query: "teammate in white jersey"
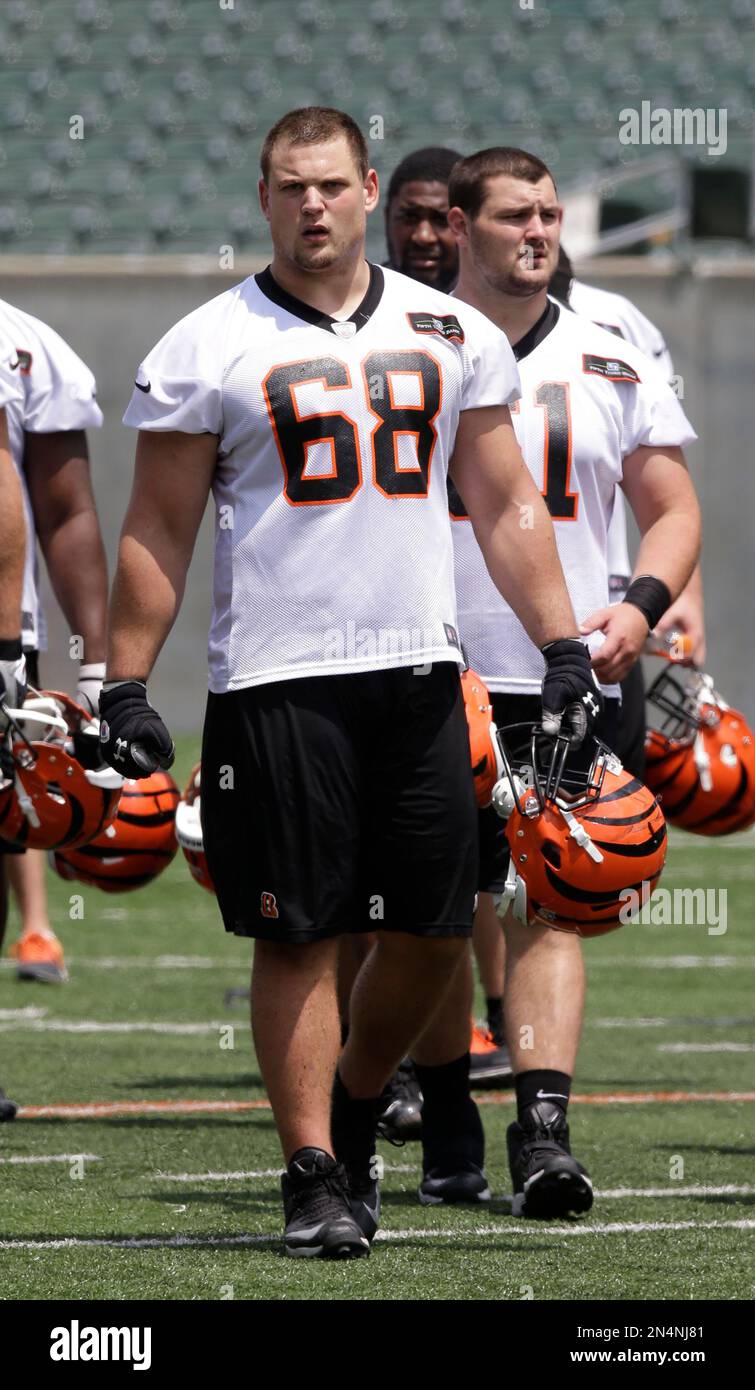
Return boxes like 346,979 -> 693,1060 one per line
408,146 -> 700,1215
0,300 -> 107,984
0,346 -> 27,1118
102,107 -> 603,1259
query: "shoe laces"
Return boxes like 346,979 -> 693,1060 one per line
470,1021 -> 499,1055
289,1165 -> 351,1221
385,1057 -> 421,1105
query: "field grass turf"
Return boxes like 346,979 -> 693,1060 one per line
1,734 -> 753,1300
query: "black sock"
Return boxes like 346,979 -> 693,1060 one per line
485,995 -> 503,1043
414,1054 -> 485,1169
331,1070 -> 379,1169
515,1069 -> 571,1122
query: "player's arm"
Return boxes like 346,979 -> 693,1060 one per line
450,406 -> 601,741
582,445 -> 701,683
0,410 -> 25,639
24,428 -> 109,669
100,429 -> 217,777
0,407 -> 28,721
655,561 -> 705,666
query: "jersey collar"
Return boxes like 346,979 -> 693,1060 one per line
512,297 -> 560,362
255,263 -> 384,336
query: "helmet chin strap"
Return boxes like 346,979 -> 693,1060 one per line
498,858 -> 530,925
14,769 -> 40,828
693,728 -> 713,792
557,804 -> 604,863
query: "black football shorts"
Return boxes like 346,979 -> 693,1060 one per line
478,692 -> 622,894
201,663 -> 478,943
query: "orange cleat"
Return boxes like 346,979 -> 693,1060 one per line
9,931 -> 69,984
469,1020 -> 513,1088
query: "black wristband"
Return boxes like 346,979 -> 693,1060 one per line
0,637 -> 22,660
624,575 -> 672,630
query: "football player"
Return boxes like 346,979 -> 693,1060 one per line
0,347 -> 28,1119
384,146 -> 461,291
102,106 -> 603,1259
0,297 -> 106,984
409,146 -> 700,1213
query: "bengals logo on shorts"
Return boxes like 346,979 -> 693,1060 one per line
260,891 -> 279,919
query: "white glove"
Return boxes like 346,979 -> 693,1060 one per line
76,662 -> 106,719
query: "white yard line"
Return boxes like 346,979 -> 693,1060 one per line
0,1218 -> 753,1251
585,956 -> 755,968
658,1042 -> 755,1052
154,1164 -> 417,1182
0,1019 -> 246,1035
0,1153 -> 100,1165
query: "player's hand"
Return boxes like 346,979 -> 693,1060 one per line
99,681 -> 175,780
654,593 -> 706,667
0,651 -> 27,731
580,602 -> 650,683
76,662 -> 106,719
541,638 -> 603,746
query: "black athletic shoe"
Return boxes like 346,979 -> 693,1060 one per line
469,1022 -> 514,1089
507,1100 -> 593,1218
0,1086 -> 18,1122
281,1148 -> 370,1259
419,1162 -> 491,1206
376,1058 -> 423,1144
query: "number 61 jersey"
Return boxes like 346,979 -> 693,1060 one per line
124,264 -> 519,694
450,298 -> 696,696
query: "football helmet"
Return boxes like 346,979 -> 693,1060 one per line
0,690 -> 122,851
51,769 -> 180,892
492,723 -> 667,937
175,763 -> 215,893
645,665 -> 755,836
461,668 -> 503,808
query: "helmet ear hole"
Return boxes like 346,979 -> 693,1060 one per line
541,840 -> 561,869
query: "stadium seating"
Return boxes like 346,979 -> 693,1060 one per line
0,0 -> 752,254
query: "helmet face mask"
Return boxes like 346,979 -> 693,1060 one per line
645,665 -> 755,836
493,723 -> 667,938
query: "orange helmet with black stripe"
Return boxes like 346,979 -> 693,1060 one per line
461,667 -> 503,808
51,769 -> 179,892
645,666 -> 755,836
492,724 -> 667,937
0,690 -> 122,851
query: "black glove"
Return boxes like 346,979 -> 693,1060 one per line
99,680 -> 175,780
0,643 -> 27,732
541,639 -> 603,746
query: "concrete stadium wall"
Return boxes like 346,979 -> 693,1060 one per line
1,256 -> 753,729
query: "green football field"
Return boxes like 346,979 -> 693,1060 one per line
1,734 -> 753,1301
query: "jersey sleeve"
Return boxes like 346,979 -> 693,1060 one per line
20,319 -> 102,433
459,307 -> 521,412
619,360 -> 697,456
123,305 -> 224,435
0,345 -> 23,411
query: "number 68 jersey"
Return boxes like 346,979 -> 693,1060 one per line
124,264 -> 519,694
450,298 -> 696,696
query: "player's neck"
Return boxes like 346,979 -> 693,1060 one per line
455,277 -> 549,347
268,253 -> 373,320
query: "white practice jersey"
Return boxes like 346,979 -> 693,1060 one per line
0,298 -> 102,650
124,263 -> 520,694
0,334 -> 24,412
570,279 -> 677,599
451,299 -> 695,697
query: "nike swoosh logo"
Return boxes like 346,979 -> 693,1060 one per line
8,358 -> 21,371
536,1090 -> 569,1100
134,378 -> 151,393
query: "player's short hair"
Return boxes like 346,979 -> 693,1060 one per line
260,107 -> 369,182
448,147 -> 557,220
386,147 -> 463,206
